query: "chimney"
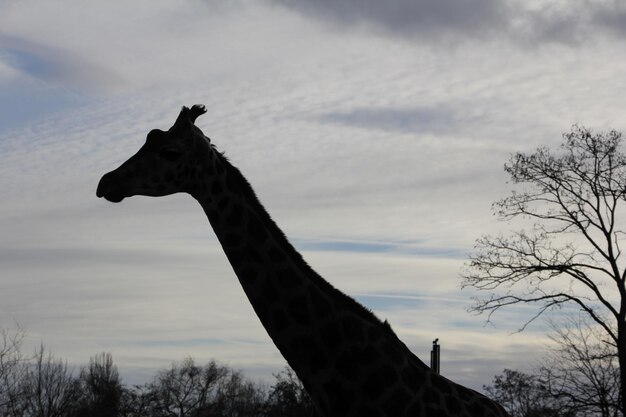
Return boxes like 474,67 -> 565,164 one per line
430,339 -> 440,374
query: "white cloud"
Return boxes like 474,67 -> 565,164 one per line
272,0 -> 626,45
0,0 -> 323,93
272,0 -> 507,40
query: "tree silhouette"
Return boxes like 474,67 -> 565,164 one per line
463,126 -> 626,414
264,367 -> 320,417
148,357 -> 229,417
18,344 -> 80,417
484,369 -> 570,417
540,317 -> 621,417
76,352 -> 123,417
0,326 -> 25,416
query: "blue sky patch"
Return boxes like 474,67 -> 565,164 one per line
0,79 -> 86,131
295,238 -> 465,258
1,48 -> 59,80
296,239 -> 396,253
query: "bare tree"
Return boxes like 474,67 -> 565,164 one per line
264,367 -> 320,417
462,126 -> 626,413
19,344 -> 80,417
148,357 -> 229,417
119,384 -> 153,417
484,369 -> 568,417
207,370 -> 266,417
540,317 -> 621,417
76,352 -> 123,417
0,326 -> 26,416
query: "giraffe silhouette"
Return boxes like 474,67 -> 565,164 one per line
96,105 -> 509,417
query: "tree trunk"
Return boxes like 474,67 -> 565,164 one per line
618,320 -> 626,417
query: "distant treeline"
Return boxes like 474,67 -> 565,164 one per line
5,324 -> 619,417
0,328 -> 320,417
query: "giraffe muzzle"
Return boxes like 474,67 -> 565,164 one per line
96,171 -> 128,203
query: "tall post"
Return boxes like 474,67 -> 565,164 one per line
430,338 -> 440,374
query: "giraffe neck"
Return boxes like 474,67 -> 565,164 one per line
190,148 -> 508,417
191,149 -> 404,411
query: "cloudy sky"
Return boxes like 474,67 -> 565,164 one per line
1,0 -> 625,391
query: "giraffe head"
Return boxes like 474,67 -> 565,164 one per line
97,104 -> 210,203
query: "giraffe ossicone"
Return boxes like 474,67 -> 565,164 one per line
97,105 -> 509,417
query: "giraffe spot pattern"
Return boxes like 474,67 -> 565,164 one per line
401,367 -> 424,389
215,161 -> 224,175
338,345 -> 379,375
405,401 -> 421,416
469,400 -> 489,417
268,246 -> 286,263
226,204 -> 243,226
381,387 -> 411,416
217,196 -> 229,209
271,308 -> 291,333
226,170 -> 239,191
211,181 -> 223,195
379,340 -> 404,367
446,394 -> 463,415
341,316 -> 365,342
243,244 -> 264,264
424,405 -> 450,417
424,386 -> 442,406
323,380 -> 355,416
261,279 -> 279,301
361,366 -> 398,399
247,212 -> 268,243
287,336 -> 327,375
355,405 -> 379,417
307,343 -> 328,371
335,350 -> 360,378
309,285 -> 332,317
287,295 -> 311,325
276,266 -> 299,289
319,322 -> 342,349
367,325 -> 384,343
431,373 -> 453,395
